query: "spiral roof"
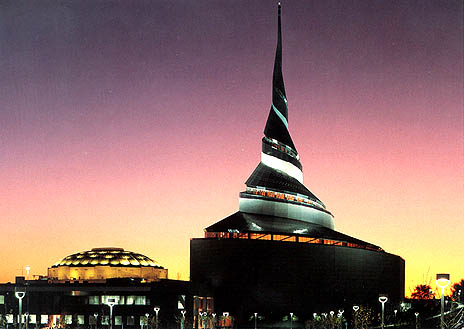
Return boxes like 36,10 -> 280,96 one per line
51,248 -> 163,268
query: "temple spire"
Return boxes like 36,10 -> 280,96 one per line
264,2 -> 297,151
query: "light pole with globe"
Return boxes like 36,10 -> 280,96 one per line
436,273 -> 450,329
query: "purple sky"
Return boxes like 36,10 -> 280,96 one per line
1,1 -> 462,292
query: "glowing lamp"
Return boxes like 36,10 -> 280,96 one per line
436,273 -> 450,288
378,294 -> 388,329
378,295 -> 388,304
436,273 -> 450,329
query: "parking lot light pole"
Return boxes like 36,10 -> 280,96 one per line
180,311 -> 186,329
106,298 -> 117,329
436,273 -> 450,329
94,313 -> 98,329
154,307 -> 160,329
15,288 -> 26,329
378,295 -> 388,329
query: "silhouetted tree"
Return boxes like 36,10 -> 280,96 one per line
411,284 -> 435,299
451,279 -> 464,302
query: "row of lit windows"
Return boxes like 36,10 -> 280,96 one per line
204,232 -> 382,252
88,295 -> 147,305
245,187 -> 324,210
264,137 -> 299,159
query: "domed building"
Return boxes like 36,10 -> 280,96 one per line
48,247 -> 168,282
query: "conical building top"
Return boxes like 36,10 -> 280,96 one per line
264,3 -> 296,152
240,3 -> 334,230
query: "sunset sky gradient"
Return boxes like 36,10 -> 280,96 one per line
1,0 -> 462,295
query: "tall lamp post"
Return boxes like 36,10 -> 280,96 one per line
154,307 -> 160,329
15,288 -> 26,329
414,312 -> 419,329
289,313 -> 293,329
436,273 -> 450,329
253,313 -> 257,329
106,298 -> 117,329
378,295 -> 388,329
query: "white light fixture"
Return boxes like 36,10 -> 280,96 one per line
106,298 -> 117,329
436,273 -> 450,329
154,307 -> 160,329
15,288 -> 26,329
379,294 -> 388,329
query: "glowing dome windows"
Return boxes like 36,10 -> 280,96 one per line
47,248 -> 168,282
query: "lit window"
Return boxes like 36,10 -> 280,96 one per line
65,315 -> 72,324
77,316 -> 84,325
89,296 -> 100,305
135,296 -> 146,305
115,316 -> 122,325
41,315 -> 48,324
102,316 -> 109,325
0,295 -> 4,304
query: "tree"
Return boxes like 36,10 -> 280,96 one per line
451,279 -> 464,302
353,306 -> 374,329
411,284 -> 435,299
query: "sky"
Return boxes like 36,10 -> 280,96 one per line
0,0 -> 462,296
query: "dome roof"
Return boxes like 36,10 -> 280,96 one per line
51,248 -> 163,268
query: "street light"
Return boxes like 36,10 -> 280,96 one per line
180,311 -> 186,329
222,312 -> 229,329
15,288 -> 26,329
212,313 -> 216,329
289,313 -> 293,329
352,306 -> 359,329
253,313 -> 257,329
106,298 -> 117,329
436,273 -> 450,329
200,312 -> 207,329
378,295 -> 388,329
154,307 -> 160,329
414,312 -> 419,329
94,313 -> 99,329
145,313 -> 150,329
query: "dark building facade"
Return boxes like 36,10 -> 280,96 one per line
190,4 -> 404,325
0,249 -> 212,329
0,277 -> 192,329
